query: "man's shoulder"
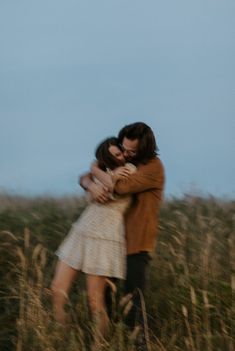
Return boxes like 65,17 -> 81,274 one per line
138,157 -> 164,171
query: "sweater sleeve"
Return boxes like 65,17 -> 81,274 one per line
114,158 -> 164,195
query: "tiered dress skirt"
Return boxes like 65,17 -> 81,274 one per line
56,196 -> 131,279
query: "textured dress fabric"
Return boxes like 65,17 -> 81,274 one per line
56,164 -> 136,279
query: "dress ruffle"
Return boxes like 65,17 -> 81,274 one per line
56,235 -> 126,279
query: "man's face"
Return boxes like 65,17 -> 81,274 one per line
121,137 -> 139,161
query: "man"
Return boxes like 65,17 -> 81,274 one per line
80,122 -> 165,350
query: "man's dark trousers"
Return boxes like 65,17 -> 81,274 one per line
105,251 -> 151,327
124,252 -> 151,329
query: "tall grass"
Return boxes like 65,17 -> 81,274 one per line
0,194 -> 234,350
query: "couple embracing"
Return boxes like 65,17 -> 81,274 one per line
51,122 -> 165,350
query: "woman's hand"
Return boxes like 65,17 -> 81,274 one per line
88,182 -> 109,203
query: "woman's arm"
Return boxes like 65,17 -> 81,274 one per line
90,164 -> 113,191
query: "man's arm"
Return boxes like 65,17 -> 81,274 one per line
90,163 -> 132,192
79,172 -> 110,203
114,159 -> 164,195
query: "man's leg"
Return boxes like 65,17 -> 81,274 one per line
124,252 -> 151,350
124,252 -> 150,327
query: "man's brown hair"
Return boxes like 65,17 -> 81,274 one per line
118,122 -> 158,164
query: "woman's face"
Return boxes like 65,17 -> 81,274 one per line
108,145 -> 125,164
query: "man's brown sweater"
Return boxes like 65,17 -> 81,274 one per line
114,157 -> 165,255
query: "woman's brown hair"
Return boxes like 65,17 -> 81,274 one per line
95,137 -> 123,171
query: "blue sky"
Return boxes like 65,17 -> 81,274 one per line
0,0 -> 234,198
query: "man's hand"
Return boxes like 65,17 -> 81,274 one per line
112,166 -> 131,180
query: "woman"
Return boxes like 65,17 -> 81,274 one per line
50,137 -> 135,348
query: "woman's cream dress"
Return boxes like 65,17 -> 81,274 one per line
56,163 -> 135,279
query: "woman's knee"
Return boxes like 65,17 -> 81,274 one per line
50,279 -> 68,301
86,275 -> 107,313
50,261 -> 78,299
88,293 -> 105,314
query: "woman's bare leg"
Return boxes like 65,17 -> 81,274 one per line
50,260 -> 78,325
86,275 -> 109,349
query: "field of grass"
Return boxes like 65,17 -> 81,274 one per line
0,194 -> 234,350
